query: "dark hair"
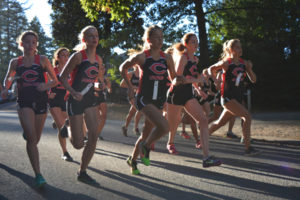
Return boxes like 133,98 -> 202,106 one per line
173,33 -> 197,53
52,47 -> 69,66
17,30 -> 39,51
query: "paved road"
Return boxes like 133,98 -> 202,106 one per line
0,102 -> 299,200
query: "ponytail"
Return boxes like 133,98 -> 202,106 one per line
173,32 -> 197,54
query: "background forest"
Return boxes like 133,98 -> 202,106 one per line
0,0 -> 299,110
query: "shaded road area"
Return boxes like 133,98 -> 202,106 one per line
0,102 -> 299,200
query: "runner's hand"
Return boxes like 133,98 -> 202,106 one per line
71,91 -> 83,101
36,82 -> 48,91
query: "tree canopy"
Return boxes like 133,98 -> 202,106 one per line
0,0 -> 54,81
1,0 -> 296,109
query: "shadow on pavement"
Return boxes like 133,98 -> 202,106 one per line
94,142 -> 299,200
0,163 -> 96,200
93,166 -> 238,200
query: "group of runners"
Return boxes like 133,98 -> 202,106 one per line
0,24 -> 259,188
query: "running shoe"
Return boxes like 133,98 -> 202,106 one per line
122,126 -> 128,137
202,156 -> 222,168
61,152 -> 73,162
52,121 -> 57,129
134,128 -> 140,136
60,125 -> 68,138
77,171 -> 97,185
244,146 -> 260,156
35,174 -> 46,188
240,136 -> 253,144
167,143 -> 179,155
180,131 -> 191,139
195,140 -> 202,149
226,131 -> 238,139
84,136 -> 88,142
139,142 -> 150,166
65,119 -> 70,126
126,156 -> 140,175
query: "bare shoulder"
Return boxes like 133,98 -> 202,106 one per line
96,54 -> 103,64
10,57 -> 19,65
131,51 -> 146,66
69,51 -> 83,65
9,58 -> 18,70
39,55 -> 51,65
217,59 -> 229,68
165,53 -> 173,61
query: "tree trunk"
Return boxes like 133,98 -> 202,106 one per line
194,0 -> 209,68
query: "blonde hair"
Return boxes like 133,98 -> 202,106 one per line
164,47 -> 174,55
142,25 -> 162,50
220,39 -> 240,60
127,46 -> 143,56
173,33 -> 197,54
17,30 -> 39,52
73,25 -> 98,51
202,68 -> 209,76
52,47 -> 69,66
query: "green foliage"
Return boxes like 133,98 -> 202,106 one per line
145,0 -> 211,67
0,0 -> 54,80
80,0 -> 148,22
0,0 -> 28,64
49,0 -> 299,109
50,0 -> 147,63
49,0 -> 98,50
106,53 -> 127,84
28,17 -> 56,58
207,0 -> 300,110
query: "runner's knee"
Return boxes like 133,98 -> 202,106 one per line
196,114 -> 208,127
243,112 -> 252,123
72,140 -> 84,149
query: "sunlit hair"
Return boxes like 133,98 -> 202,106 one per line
202,68 -> 209,76
173,33 -> 197,54
52,47 -> 69,66
17,30 -> 39,52
142,25 -> 162,50
220,39 -> 240,60
127,46 -> 143,56
73,25 -> 98,51
164,47 -> 174,55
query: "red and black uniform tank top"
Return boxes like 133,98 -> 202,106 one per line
50,67 -> 67,96
170,53 -> 200,94
69,50 -> 99,97
137,50 -> 169,100
16,55 -> 48,102
221,58 -> 246,98
130,72 -> 140,87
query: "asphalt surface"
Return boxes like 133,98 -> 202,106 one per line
0,102 -> 300,200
